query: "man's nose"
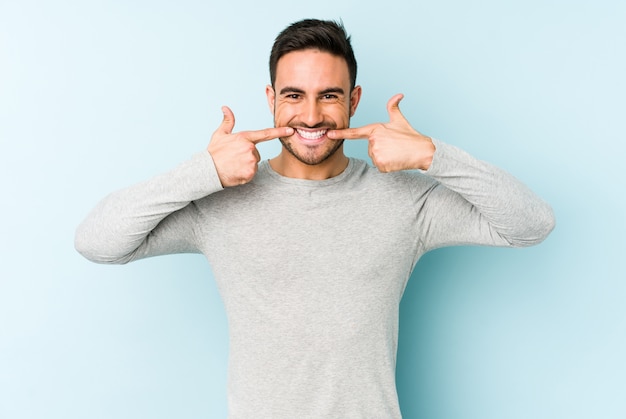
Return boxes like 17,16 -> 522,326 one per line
301,99 -> 324,127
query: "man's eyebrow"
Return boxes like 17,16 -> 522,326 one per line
279,87 -> 306,95
319,87 -> 345,95
278,87 -> 346,95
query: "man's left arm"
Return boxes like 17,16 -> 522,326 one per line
417,138 -> 555,250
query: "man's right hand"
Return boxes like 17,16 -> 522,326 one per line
207,106 -> 293,187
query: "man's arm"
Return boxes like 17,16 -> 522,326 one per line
416,139 -> 555,250
75,108 -> 293,264
74,151 -> 223,264
328,94 -> 555,250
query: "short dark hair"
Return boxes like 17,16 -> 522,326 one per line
269,19 -> 357,90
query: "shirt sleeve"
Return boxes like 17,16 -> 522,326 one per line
415,139 -> 556,251
74,151 -> 224,264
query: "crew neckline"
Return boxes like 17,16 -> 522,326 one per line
258,158 -> 358,187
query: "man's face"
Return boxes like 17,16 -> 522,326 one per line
266,49 -> 361,166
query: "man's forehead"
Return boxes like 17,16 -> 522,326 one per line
274,49 -> 350,89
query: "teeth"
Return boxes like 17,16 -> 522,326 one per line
297,129 -> 326,140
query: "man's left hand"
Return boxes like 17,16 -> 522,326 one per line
328,94 -> 435,172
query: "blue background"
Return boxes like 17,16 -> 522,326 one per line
1,0 -> 624,418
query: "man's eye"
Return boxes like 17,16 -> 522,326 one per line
323,94 -> 338,100
286,94 -> 300,99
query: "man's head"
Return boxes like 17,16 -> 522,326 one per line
269,19 -> 357,91
266,19 -> 362,173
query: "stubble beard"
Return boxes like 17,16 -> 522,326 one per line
279,136 -> 344,166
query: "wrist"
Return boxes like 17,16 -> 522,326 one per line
417,136 -> 436,171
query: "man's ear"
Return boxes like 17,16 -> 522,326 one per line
265,85 -> 276,115
350,85 -> 362,117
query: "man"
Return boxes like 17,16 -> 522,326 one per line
76,19 -> 555,418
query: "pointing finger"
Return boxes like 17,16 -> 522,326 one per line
327,125 -> 375,140
247,126 -> 294,144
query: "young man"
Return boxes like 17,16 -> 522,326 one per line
76,19 -> 555,419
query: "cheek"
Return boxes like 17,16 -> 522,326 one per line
332,104 -> 352,123
274,104 -> 297,123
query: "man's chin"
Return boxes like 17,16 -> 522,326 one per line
279,138 -> 344,166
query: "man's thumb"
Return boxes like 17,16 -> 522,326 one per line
387,94 -> 406,122
219,106 -> 236,134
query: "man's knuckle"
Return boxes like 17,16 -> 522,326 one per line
243,167 -> 256,180
260,128 -> 273,139
241,142 -> 255,152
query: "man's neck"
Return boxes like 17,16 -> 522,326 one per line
269,149 -> 349,180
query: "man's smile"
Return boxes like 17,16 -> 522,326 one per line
295,128 -> 329,144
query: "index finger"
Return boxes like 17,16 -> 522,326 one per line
245,126 -> 294,144
327,125 -> 375,140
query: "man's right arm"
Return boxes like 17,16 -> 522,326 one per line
75,107 -> 293,264
74,151 -> 224,264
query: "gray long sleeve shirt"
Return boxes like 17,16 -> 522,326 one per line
75,139 -> 555,418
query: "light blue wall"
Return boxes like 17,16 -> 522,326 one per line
1,0 -> 624,418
